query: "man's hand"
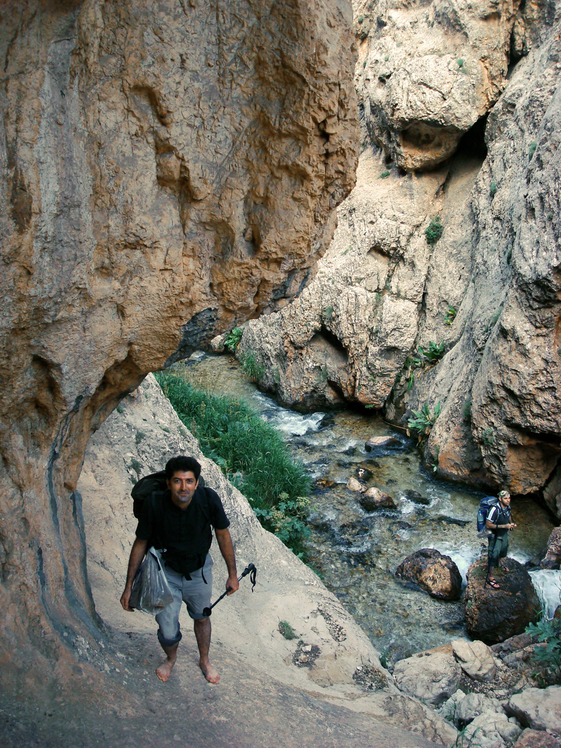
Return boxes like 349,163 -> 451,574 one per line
120,537 -> 149,612
226,573 -> 240,596
215,527 -> 238,595
120,587 -> 134,612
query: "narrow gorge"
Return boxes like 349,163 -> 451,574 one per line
0,0 -> 560,745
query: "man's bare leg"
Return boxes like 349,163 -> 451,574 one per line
156,641 -> 179,682
194,617 -> 219,683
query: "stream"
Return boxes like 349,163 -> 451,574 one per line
176,352 -> 558,665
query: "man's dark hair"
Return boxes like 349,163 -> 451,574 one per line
165,455 -> 201,481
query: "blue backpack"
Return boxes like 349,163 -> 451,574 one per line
476,496 -> 499,532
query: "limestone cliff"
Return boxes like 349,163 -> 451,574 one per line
235,0 -> 561,510
0,0 -> 357,694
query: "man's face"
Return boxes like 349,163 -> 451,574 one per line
167,470 -> 199,508
499,493 -> 511,507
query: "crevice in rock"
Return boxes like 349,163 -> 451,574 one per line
455,114 -> 488,162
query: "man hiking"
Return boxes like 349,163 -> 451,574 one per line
120,455 -> 239,683
485,489 -> 516,589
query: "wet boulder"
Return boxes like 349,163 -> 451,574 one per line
403,489 -> 431,506
464,558 -> 541,643
347,476 -> 364,492
365,435 -> 403,452
358,487 -> 397,512
395,548 -> 462,601
541,527 -> 561,569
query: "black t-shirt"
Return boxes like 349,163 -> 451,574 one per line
487,503 -> 512,537
135,484 -> 230,575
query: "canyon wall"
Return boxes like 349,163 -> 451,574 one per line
0,0 -> 357,693
236,0 -> 561,510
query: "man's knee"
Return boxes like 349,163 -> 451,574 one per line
158,627 -> 182,648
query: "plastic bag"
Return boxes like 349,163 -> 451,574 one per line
129,547 -> 173,614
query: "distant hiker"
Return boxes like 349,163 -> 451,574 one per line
120,455 -> 239,683
485,489 -> 516,589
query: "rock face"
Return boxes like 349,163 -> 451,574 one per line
541,527 -> 561,569
354,0 -> 522,171
464,558 -> 541,643
395,547 -> 463,600
0,0 -> 358,693
234,0 -> 561,509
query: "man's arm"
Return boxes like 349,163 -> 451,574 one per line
215,527 -> 239,595
120,537 -> 149,611
486,510 -> 515,531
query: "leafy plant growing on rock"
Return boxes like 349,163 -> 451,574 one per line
525,616 -> 561,684
425,216 -> 443,246
528,141 -> 538,160
445,305 -> 457,325
418,341 -> 445,363
407,402 -> 442,442
224,326 -> 244,352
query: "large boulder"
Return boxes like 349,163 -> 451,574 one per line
508,686 -> 561,734
392,644 -> 462,707
465,558 -> 541,643
452,639 -> 497,682
396,547 -> 463,600
461,711 -> 522,748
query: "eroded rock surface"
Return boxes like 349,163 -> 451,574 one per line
235,0 -> 561,508
0,0 -> 357,695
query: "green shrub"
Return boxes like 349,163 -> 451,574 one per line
407,402 -> 442,441
490,180 -> 497,198
380,170 -> 391,178
155,371 -> 311,555
425,217 -> 444,246
278,620 -> 297,639
240,351 -> 265,381
529,141 -> 538,160
224,326 -> 244,352
525,616 -> 561,683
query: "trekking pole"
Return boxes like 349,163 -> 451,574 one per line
202,563 -> 257,617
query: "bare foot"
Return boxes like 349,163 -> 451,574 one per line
156,657 -> 176,682
200,659 -> 220,684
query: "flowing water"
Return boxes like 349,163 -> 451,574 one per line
175,353 -> 559,664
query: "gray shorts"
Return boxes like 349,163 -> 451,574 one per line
155,554 -> 213,648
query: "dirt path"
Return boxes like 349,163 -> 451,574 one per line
1,627 -> 444,748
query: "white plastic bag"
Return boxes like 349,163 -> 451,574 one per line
129,547 -> 173,614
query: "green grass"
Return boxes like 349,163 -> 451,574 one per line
155,370 -> 312,556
